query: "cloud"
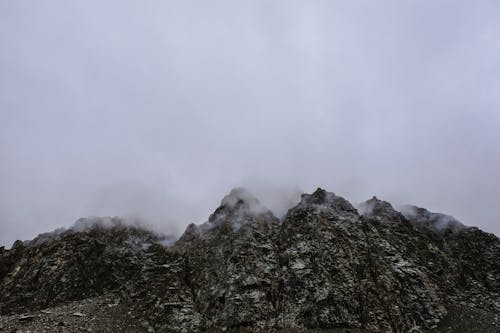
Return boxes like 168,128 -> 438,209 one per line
1,0 -> 500,246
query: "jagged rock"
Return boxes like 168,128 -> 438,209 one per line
276,191 -> 449,332
168,188 -> 281,331
1,188 -> 499,333
0,217 -> 168,314
18,314 -> 35,321
358,196 -> 406,222
297,188 -> 358,216
400,205 -> 465,233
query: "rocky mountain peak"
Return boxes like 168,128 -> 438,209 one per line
221,187 -> 260,208
25,216 -> 172,249
207,188 -> 277,230
177,223 -> 200,242
295,187 -> 357,215
1,187 -> 499,333
400,205 -> 466,232
358,196 -> 405,221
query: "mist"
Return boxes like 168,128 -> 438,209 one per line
1,1 -> 500,246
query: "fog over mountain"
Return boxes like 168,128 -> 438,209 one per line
1,0 -> 500,246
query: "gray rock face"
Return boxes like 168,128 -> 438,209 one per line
400,205 -> 466,233
0,217 -> 168,314
276,190 -> 446,332
358,196 -> 406,222
1,188 -> 499,333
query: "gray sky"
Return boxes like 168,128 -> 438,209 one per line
1,0 -> 500,246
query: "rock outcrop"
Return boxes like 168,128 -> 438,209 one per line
1,188 -> 499,332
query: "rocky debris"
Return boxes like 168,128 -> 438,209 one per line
0,294 -> 148,332
18,314 -> 36,321
1,187 -> 500,332
432,305 -> 500,333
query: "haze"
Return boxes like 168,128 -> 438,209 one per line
1,1 -> 500,246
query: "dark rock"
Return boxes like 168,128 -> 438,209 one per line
0,217 -> 167,315
18,314 -> 35,321
400,205 -> 465,233
1,188 -> 499,333
358,196 -> 405,222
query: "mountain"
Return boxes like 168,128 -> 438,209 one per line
1,188 -> 499,333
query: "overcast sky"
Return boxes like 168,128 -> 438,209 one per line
1,1 -> 499,246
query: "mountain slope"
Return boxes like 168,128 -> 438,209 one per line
1,188 -> 499,332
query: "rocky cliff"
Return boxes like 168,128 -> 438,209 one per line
1,188 -> 499,332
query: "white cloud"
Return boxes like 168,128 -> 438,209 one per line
1,0 -> 500,245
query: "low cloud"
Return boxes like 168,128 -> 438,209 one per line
1,1 -> 500,246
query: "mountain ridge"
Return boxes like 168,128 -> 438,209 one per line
1,188 -> 499,332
